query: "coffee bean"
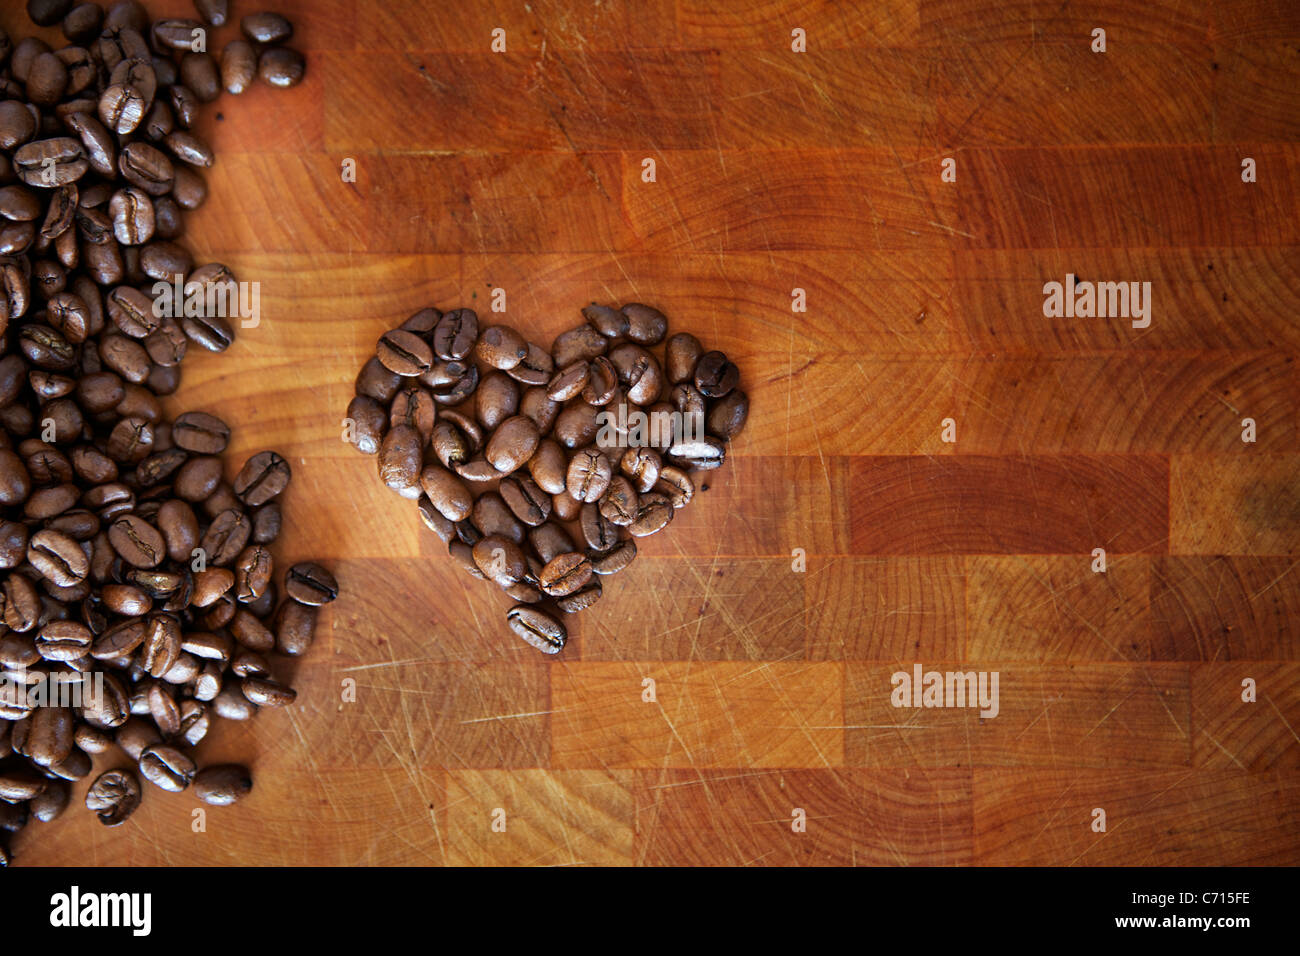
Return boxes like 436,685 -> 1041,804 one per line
433,308 -> 478,360
538,552 -> 592,597
590,538 -> 637,575
258,47 -> 305,89
284,562 -> 338,606
377,329 -> 433,377
506,605 -> 566,654
193,763 -> 252,806
485,415 -> 540,473
566,446 -> 612,503
139,742 -> 195,792
598,476 -> 638,526
233,451 -> 290,507
655,465 -> 695,509
84,768 -> 140,825
242,12 -> 293,44
194,0 -> 229,27
240,676 -> 295,707
14,137 -> 88,187
220,39 -> 257,94
109,514 -> 164,567
629,491 -> 674,537
667,435 -> 727,471
275,599 -> 316,656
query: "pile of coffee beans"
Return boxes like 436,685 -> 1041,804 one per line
0,2 -> 323,866
347,303 -> 748,654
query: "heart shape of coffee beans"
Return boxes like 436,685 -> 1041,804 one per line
346,304 -> 749,653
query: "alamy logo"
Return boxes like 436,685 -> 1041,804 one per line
1042,273 -> 1151,328
50,886 -> 152,936
890,664 -> 1000,719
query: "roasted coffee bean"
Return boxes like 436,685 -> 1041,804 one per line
552,324 -> 608,367
233,451 -> 290,507
220,39 -> 257,94
476,371 -> 519,430
433,308 -> 478,360
139,742 -> 195,792
27,529 -> 89,586
194,0 -> 229,27
477,325 -> 528,370
275,599 -> 316,656
258,47 -> 305,88
172,410 -> 229,454
378,425 -> 423,498
28,0 -> 73,28
284,562 -> 338,606
84,768 -> 140,825
377,329 -> 433,377
499,475 -> 551,527
629,492 -> 674,537
485,415 -> 540,473
598,476 -> 638,527
590,538 -> 636,575
240,676 -> 295,707
583,303 -> 628,339
193,763 -> 252,806
472,535 -> 527,587
667,435 -> 727,471
242,11 -> 294,43
621,302 -> 669,345
538,552 -> 593,598
108,514 -> 164,567
655,465 -> 695,509
15,138 -> 88,187
506,605 -> 566,654
345,395 -> 387,455
567,447 -> 612,503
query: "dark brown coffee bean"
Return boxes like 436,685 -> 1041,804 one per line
284,562 -> 337,606
242,12 -> 294,43
377,329 -> 433,377
555,577 -> 602,613
240,676 -> 295,707
14,138 -> 88,188
220,38 -> 257,94
258,47 -> 305,88
538,552 -> 593,598
591,538 -> 636,575
567,446 -> 612,502
195,0 -> 229,26
580,502 -> 618,553
506,605 -> 566,654
499,475 -> 551,527
485,415 -> 540,474
472,535 -> 527,587
432,308 -> 477,360
27,529 -> 89,586
476,324 -> 528,370
551,324 -> 608,367
172,410 -> 229,453
139,742 -> 195,792
598,476 -> 638,527
665,331 -> 703,384
583,303 -> 628,339
655,465 -> 695,509
233,451 -> 290,506
108,514 -> 164,567
629,491 -> 674,537
193,763 -> 252,806
234,545 -> 271,602
378,424 -> 422,498
358,353 -> 405,402
621,302 -> 668,345
84,768 -> 141,825
275,599 -> 316,656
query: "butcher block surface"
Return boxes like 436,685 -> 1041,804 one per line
7,0 -> 1300,866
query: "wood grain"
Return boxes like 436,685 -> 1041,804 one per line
2,0 -> 1295,866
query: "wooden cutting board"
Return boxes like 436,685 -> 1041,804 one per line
9,0 -> 1300,866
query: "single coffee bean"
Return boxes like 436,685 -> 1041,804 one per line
665,332 -> 703,384
139,742 -> 195,792
193,763 -> 252,806
621,302 -> 669,345
284,562 -> 338,606
629,491 -> 674,537
14,138 -> 88,187
240,675 -> 295,707
242,12 -> 294,43
84,768 -> 141,825
477,325 -> 529,370
667,435 -> 727,471
499,475 -> 550,527
538,552 -> 593,598
583,303 -> 628,339
377,329 -> 433,377
432,308 -> 478,360
194,0 -> 229,26
220,39 -> 257,94
694,350 -> 740,398
485,415 -> 540,474
567,446 -> 612,503
598,476 -> 638,527
258,47 -> 305,88
108,514 -> 164,567
655,465 -> 696,509
591,538 -> 637,575
555,577 -> 602,613
472,535 -> 527,587
233,451 -> 290,506
275,599 -> 316,656
506,604 -> 566,654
